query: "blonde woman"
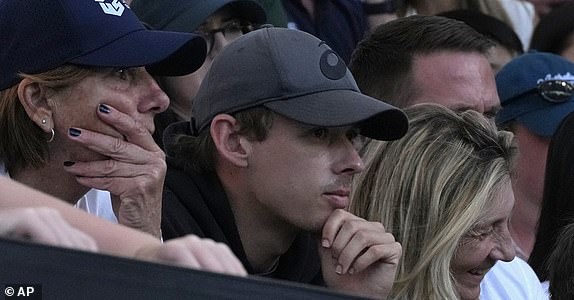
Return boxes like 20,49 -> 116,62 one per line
350,104 -> 517,299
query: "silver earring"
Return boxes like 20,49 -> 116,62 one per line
41,119 -> 46,124
47,128 -> 55,143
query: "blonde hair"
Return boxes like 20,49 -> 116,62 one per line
350,104 -> 516,299
0,65 -> 93,174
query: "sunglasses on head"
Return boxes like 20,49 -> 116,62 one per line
529,79 -> 574,103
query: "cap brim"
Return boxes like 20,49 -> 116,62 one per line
516,100 -> 574,137
264,90 -> 408,141
70,29 -> 206,76
226,0 -> 267,25
162,0 -> 267,32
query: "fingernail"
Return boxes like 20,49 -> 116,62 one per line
348,267 -> 355,275
63,161 -> 75,167
99,104 -> 110,114
69,128 -> 81,137
335,264 -> 343,275
322,239 -> 330,248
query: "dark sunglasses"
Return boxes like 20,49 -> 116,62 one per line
527,79 -> 574,103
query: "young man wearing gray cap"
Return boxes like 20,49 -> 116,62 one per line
162,27 -> 408,298
496,52 -> 574,263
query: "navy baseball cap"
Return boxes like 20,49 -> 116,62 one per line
132,0 -> 266,33
173,27 -> 407,141
496,52 -> 574,137
0,0 -> 207,90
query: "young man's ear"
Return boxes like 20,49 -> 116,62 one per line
17,78 -> 54,133
210,114 -> 251,168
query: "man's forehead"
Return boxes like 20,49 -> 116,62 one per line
411,51 -> 500,114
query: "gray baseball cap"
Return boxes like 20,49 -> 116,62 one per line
189,27 -> 408,141
160,28 -> 406,143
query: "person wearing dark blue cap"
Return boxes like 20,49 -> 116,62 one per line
0,0 -> 208,237
162,27 -> 408,298
495,52 -> 574,266
131,0 -> 267,149
0,0 -> 248,276
0,0 -> 185,247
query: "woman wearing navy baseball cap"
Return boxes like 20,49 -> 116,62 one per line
0,0 -> 245,274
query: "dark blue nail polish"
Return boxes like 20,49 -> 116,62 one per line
99,104 -> 110,114
69,128 -> 81,137
63,161 -> 75,167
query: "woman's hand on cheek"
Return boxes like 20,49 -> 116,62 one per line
63,104 -> 165,239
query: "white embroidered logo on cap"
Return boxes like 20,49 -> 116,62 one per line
95,0 -> 126,17
537,72 -> 574,84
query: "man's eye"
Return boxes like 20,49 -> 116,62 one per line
311,128 -> 329,139
346,129 -> 360,141
347,129 -> 365,149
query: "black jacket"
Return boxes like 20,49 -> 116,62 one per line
162,159 -> 322,284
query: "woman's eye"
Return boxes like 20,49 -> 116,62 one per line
115,68 -> 128,81
478,227 -> 495,239
466,225 -> 494,240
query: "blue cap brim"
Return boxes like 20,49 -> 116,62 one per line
516,100 -> 574,137
70,29 -> 207,76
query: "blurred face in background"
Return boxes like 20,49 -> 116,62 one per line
160,7 -> 255,120
487,44 -> 517,73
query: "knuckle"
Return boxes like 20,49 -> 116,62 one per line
355,230 -> 369,245
394,242 -> 402,254
375,244 -> 388,256
103,159 -> 116,175
97,177 -> 115,191
373,221 -> 385,231
110,138 -> 127,154
217,242 -> 233,254
182,235 -> 201,244
384,232 -> 397,243
159,243 -> 186,261
34,207 -> 58,216
344,219 -> 361,232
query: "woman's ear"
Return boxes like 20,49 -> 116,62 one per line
17,78 -> 54,133
210,114 -> 251,168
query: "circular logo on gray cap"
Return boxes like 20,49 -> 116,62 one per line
319,46 -> 346,80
